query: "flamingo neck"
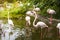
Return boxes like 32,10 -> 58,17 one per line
33,13 -> 37,27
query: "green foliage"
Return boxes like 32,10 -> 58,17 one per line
32,0 -> 58,18
0,0 -> 60,19
0,1 -> 33,18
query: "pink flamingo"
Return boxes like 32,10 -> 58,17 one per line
47,9 -> 56,24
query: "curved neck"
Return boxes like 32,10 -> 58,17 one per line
33,13 -> 37,27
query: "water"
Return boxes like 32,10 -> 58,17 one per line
0,20 -> 26,40
0,19 -> 58,40
1,24 -> 21,40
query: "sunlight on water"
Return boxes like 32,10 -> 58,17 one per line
0,20 -> 26,40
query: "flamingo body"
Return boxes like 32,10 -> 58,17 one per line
8,19 -> 14,26
34,22 -> 48,28
33,7 -> 40,12
32,11 -> 48,28
26,11 -> 34,16
57,23 -> 60,29
47,9 -> 56,14
26,11 -> 36,17
25,16 -> 30,25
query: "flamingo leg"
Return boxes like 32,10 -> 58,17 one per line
40,28 -> 42,40
49,14 -> 53,24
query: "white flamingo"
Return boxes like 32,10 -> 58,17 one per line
25,15 -> 31,25
47,9 -> 56,14
26,7 -> 48,28
33,12 -> 48,28
33,7 -> 40,12
47,9 -> 56,24
1,4 -> 14,40
26,7 -> 40,17
7,12 -> 14,29
26,11 -> 35,17
6,4 -> 14,26
26,7 -> 48,40
57,23 -> 60,34
32,8 -> 48,40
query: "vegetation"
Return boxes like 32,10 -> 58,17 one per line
0,0 -> 60,19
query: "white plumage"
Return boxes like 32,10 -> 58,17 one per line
26,11 -> 34,16
26,11 -> 36,17
33,11 -> 48,28
26,11 -> 31,15
25,16 -> 31,25
57,23 -> 60,29
34,22 -> 48,28
57,23 -> 60,34
47,9 -> 56,14
8,19 -> 14,26
33,7 -> 40,12
26,9 -> 48,28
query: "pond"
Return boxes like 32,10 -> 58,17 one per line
0,19 -> 59,40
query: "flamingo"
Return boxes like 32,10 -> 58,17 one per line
8,12 -> 14,27
32,11 -> 48,40
57,23 -> 60,34
6,3 -> 14,26
47,9 -> 56,24
25,15 -> 31,25
33,12 -> 48,28
47,9 -> 56,14
26,11 -> 35,17
7,12 -> 14,26
57,23 -> 60,29
26,8 -> 48,28
1,4 -> 14,40
26,7 -> 40,17
26,8 -> 48,40
33,7 -> 40,12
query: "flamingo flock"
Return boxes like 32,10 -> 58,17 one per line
25,7 -> 60,39
26,7 -> 48,28
0,3 -> 60,40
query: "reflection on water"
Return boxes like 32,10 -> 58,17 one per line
0,20 -> 25,40
1,24 -> 21,40
0,19 -> 58,40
